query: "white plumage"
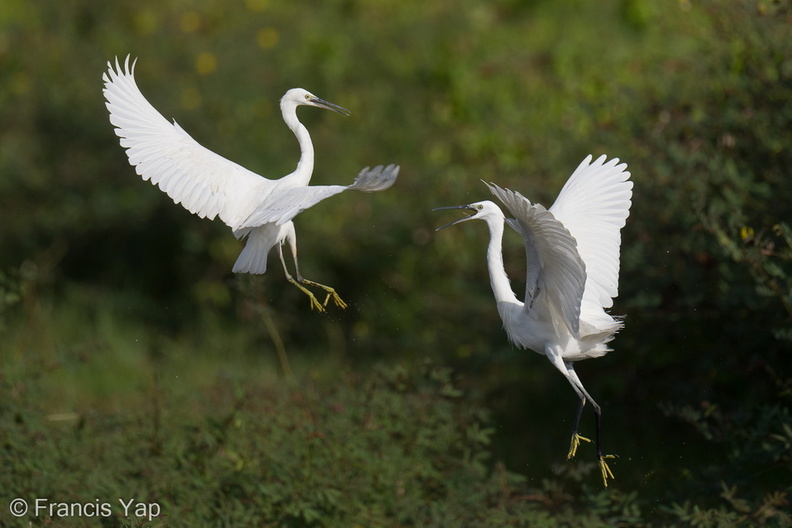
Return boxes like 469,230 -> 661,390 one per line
103,56 -> 399,311
435,154 -> 633,486
550,155 -> 632,312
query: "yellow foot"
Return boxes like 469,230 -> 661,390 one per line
288,279 -> 325,313
567,433 -> 591,460
325,291 -> 348,309
301,280 -> 348,309
598,455 -> 616,488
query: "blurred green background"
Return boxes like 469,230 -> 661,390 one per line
1,0 -> 791,526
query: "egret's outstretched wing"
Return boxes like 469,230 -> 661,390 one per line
239,164 -> 399,228
549,155 -> 632,310
103,56 -> 268,227
487,182 -> 586,338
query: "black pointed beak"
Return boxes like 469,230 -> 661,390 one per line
310,96 -> 351,116
433,205 -> 478,231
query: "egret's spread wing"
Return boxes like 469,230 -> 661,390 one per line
487,182 -> 586,338
103,56 -> 268,227
549,155 -> 632,310
240,164 -> 399,228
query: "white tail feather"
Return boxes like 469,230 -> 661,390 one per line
232,225 -> 280,274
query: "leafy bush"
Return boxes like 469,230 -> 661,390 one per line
2,358 -> 654,527
1,0 -> 792,526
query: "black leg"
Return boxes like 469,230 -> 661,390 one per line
593,406 -> 616,487
567,398 -> 591,459
594,406 -> 603,458
573,397 -> 585,435
548,357 -> 616,486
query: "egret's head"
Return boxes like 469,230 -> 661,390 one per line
434,200 -> 504,231
281,88 -> 351,116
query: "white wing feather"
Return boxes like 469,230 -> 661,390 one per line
487,183 -> 586,338
102,56 -> 268,227
549,155 -> 633,310
240,164 -> 399,228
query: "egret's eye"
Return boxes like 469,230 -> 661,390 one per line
305,94 -> 312,100
477,204 -> 484,210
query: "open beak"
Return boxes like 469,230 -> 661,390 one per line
433,205 -> 478,231
309,96 -> 351,116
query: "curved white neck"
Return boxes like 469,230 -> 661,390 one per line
282,103 -> 314,186
485,217 -> 519,305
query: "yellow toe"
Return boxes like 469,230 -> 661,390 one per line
567,433 -> 591,460
288,279 -> 326,312
598,455 -> 616,487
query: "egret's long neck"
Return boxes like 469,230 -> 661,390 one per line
282,103 -> 314,186
485,217 -> 519,305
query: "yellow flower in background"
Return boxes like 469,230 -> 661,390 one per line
256,28 -> 279,50
195,52 -> 217,75
740,226 -> 755,240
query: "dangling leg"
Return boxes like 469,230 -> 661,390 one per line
593,404 -> 616,487
283,223 -> 347,310
566,367 -> 616,487
567,397 -> 591,460
546,349 -> 616,487
278,234 -> 325,313
546,351 -> 592,460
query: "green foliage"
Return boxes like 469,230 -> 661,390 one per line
603,5 -> 792,459
710,221 -> 792,343
662,375 -> 792,527
634,0 -> 792,358
1,357 -> 652,527
0,264 -> 28,329
2,0 -> 792,525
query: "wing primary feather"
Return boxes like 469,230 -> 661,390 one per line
549,155 -> 633,310
103,55 -> 268,227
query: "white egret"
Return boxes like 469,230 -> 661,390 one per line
435,155 -> 632,487
102,56 -> 399,312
